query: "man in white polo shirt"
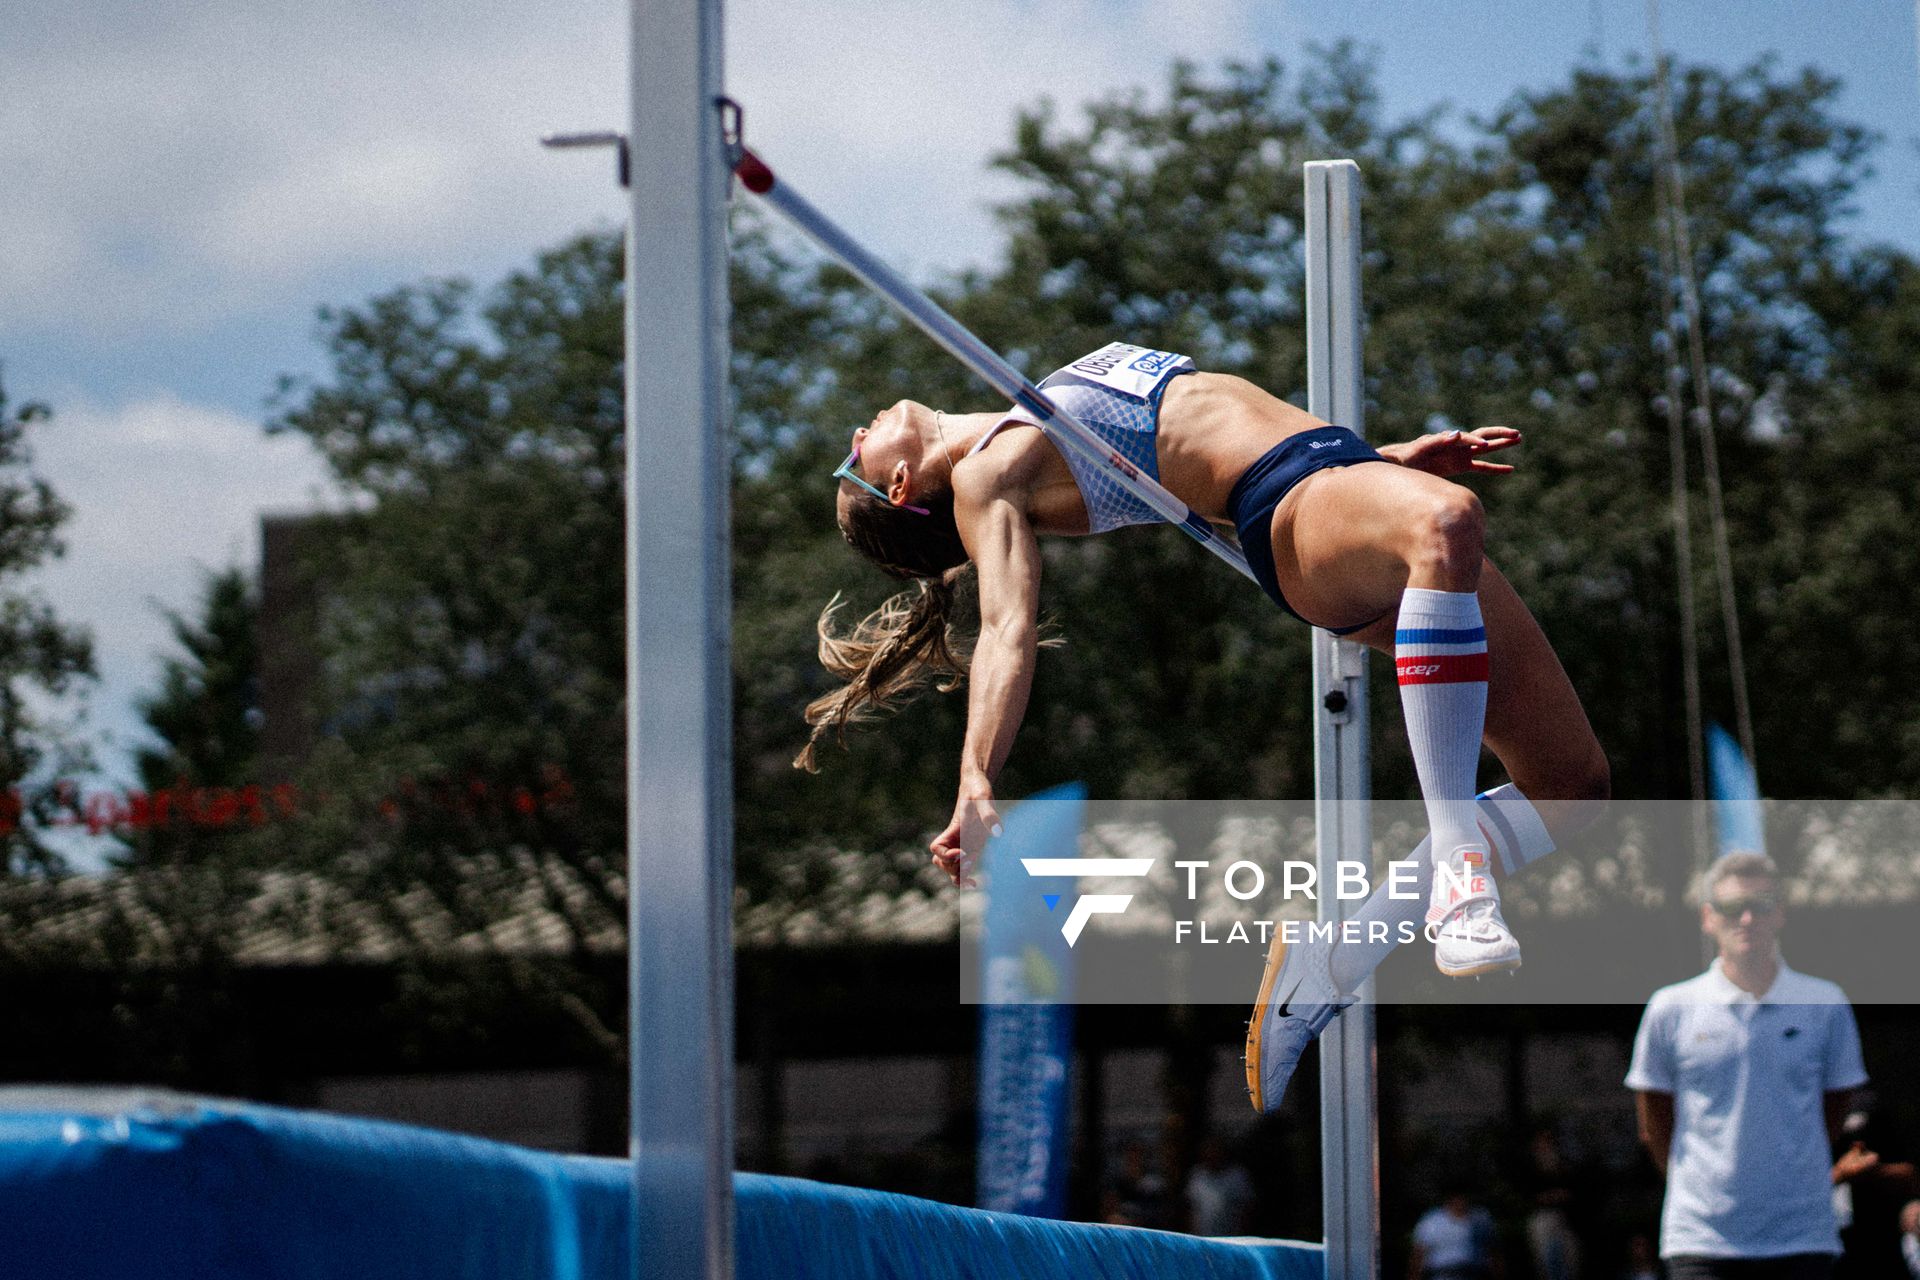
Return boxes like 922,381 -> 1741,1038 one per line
1627,852 -> 1869,1280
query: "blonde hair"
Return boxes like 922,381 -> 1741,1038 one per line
1700,851 -> 1779,902
796,471 -> 1066,770
793,569 -> 973,772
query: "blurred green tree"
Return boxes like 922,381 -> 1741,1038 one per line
0,378 -> 95,877
1752,241 -> 1920,793
121,565 -> 262,867
260,233 -> 633,1056
1477,57 -> 1887,804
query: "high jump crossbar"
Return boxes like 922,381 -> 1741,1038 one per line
718,104 -> 1256,586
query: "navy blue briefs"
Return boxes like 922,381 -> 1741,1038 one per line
1225,426 -> 1386,633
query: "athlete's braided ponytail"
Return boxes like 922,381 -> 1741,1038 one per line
794,485 -> 976,771
794,569 -> 976,772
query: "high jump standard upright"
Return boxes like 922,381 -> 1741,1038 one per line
1306,159 -> 1381,1280
626,0 -> 735,1278
620,0 -> 1378,1276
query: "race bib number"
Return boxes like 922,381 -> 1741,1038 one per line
1048,342 -> 1194,401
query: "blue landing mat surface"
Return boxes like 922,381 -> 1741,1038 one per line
0,1088 -> 1322,1279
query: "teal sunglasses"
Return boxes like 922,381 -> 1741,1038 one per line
833,443 -> 929,515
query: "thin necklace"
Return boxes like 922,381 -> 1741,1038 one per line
934,410 -> 957,472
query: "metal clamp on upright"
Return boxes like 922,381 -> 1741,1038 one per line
716,96 -> 772,194
1321,636 -> 1367,723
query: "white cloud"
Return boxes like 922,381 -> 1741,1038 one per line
23,391 -> 341,777
210,136 -> 471,273
726,0 -> 1265,275
0,0 -> 631,335
1,0 -> 1269,338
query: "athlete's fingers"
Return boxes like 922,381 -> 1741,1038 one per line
1466,427 -> 1522,451
931,830 -> 977,885
933,847 -> 976,890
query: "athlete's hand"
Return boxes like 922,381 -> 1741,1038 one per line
930,787 -> 1002,889
1390,426 -> 1522,477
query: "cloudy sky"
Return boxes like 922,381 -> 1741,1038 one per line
4,0 -> 1917,862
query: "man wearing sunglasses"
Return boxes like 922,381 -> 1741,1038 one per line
1626,852 -> 1869,1280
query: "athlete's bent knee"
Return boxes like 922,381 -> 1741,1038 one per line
1404,487 -> 1485,584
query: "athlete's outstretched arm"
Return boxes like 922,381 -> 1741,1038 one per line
928,485 -> 1041,887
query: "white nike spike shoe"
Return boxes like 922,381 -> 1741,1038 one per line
1245,929 -> 1354,1114
1428,844 -> 1521,977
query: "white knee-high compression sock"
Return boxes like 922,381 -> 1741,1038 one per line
1327,784 -> 1556,991
1395,587 -> 1493,920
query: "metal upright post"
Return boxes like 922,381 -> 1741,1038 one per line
1305,159 -> 1380,1280
627,0 -> 734,1277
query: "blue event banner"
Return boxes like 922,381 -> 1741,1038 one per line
975,783 -> 1085,1217
1707,721 -> 1765,857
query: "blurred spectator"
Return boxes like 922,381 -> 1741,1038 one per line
1102,1139 -> 1169,1229
1528,1125 -> 1583,1280
1833,1111 -> 1920,1280
1411,1189 -> 1503,1280
1897,1202 -> 1918,1280
1186,1137 -> 1255,1237
1627,853 -> 1868,1280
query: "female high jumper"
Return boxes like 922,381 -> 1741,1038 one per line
795,341 -> 1609,1111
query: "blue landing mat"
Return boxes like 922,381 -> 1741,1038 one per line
0,1089 -> 1322,1279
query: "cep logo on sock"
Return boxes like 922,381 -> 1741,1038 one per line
1395,652 -> 1490,683
1020,857 -> 1154,947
